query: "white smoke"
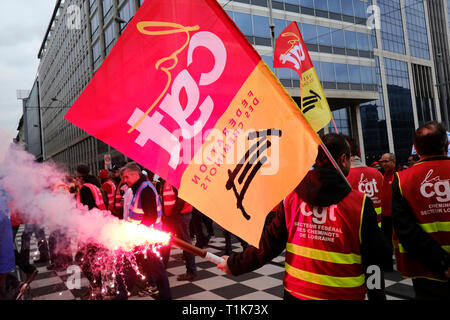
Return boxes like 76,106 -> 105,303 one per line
0,134 -> 169,252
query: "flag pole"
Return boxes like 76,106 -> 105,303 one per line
171,236 -> 225,265
319,140 -> 352,188
331,117 -> 339,133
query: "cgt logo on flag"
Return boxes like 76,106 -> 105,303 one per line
65,0 -> 320,246
274,21 -> 332,132
126,21 -> 226,170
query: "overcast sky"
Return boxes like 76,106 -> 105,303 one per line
0,1 -> 56,137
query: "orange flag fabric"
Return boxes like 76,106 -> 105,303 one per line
65,0 -> 320,246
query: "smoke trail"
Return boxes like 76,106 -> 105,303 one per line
0,133 -> 170,251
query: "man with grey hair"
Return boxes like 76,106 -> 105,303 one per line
379,152 -> 397,271
115,162 -> 171,300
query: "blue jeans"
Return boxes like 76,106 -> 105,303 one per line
223,229 -> 248,255
162,213 -> 197,275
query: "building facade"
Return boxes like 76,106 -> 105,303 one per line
21,81 -> 43,161
36,0 -> 448,172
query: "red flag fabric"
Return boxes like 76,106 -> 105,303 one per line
273,21 -> 332,131
64,0 -> 320,246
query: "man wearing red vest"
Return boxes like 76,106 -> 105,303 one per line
73,164 -> 107,299
160,180 -> 197,281
218,133 -> 392,300
99,169 -> 116,211
346,138 -> 383,228
392,121 -> 450,299
379,152 -> 397,271
74,164 -> 106,211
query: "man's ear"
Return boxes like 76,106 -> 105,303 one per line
338,153 -> 347,168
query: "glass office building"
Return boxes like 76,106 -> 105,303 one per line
35,0 -> 446,172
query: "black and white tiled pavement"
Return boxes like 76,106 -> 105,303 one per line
11,225 -> 414,300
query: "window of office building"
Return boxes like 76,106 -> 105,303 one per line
233,12 -> 253,37
344,30 -> 357,50
273,18 -> 287,39
328,0 -> 342,16
302,23 -> 317,44
341,0 -> 354,17
320,61 -> 336,82
317,26 -> 331,46
328,108 -> 350,136
92,40 -> 102,69
331,28 -> 345,47
384,58 -> 415,164
377,0 -> 406,54
335,63 -> 349,83
448,0 -> 450,31
102,0 -> 114,21
404,0 -> 430,60
252,15 -> 271,46
360,57 -> 389,164
90,0 -> 97,12
119,0 -> 134,32
104,22 -> 115,55
348,64 -> 361,83
90,10 -> 100,39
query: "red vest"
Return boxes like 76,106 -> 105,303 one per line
162,182 -> 192,216
102,180 -> 116,208
283,190 -> 366,300
76,183 -> 106,211
347,166 -> 383,226
393,158 -> 450,282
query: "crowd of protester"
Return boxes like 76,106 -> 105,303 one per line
1,121 -> 448,300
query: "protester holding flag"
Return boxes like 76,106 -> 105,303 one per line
218,134 -> 392,300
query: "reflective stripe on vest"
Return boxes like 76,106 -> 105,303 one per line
375,207 -> 382,227
163,183 -> 176,216
103,180 -> 116,207
283,190 -> 366,300
393,159 -> 450,282
76,183 -> 106,210
128,181 -> 162,228
162,182 -> 193,215
114,183 -> 127,209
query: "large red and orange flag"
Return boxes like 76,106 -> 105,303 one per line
274,21 -> 332,132
64,0 -> 320,246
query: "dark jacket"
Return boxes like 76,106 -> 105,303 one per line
79,175 -> 102,210
227,167 -> 392,299
392,156 -> 450,277
130,178 -> 158,227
